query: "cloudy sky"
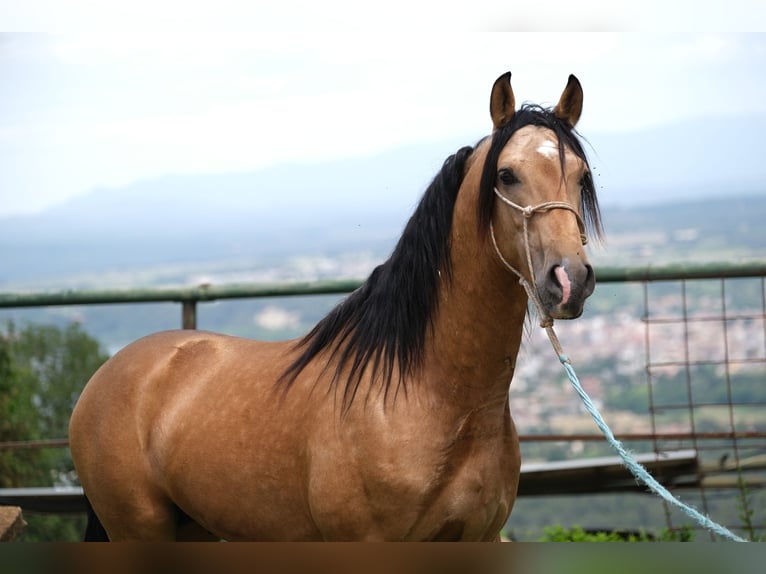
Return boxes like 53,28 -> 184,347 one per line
1,5 -> 765,216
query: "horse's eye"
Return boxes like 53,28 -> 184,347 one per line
498,169 -> 518,186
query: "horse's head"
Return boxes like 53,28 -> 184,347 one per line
480,72 -> 601,320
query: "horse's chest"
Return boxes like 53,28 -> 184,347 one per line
308,427 -> 519,541
419,450 -> 517,540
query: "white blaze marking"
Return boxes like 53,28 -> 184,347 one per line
536,141 -> 559,159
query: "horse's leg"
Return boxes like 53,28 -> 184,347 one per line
176,523 -> 220,541
89,483 -> 179,541
83,496 -> 109,541
175,510 -> 220,541
90,483 -> 220,541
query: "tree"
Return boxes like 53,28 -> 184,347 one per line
0,332 -> 46,487
0,321 -> 109,540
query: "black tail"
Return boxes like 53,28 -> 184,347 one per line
83,496 -> 109,541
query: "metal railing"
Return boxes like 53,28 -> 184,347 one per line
3,262 -> 765,328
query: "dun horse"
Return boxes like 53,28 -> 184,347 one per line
70,72 -> 601,541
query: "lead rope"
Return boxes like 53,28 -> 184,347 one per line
491,190 -> 747,542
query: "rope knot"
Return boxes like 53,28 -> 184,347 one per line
521,205 -> 534,218
539,317 -> 554,329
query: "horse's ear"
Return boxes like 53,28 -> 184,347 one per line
553,74 -> 583,128
490,72 -> 515,130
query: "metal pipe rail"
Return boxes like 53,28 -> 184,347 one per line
3,263 -> 766,329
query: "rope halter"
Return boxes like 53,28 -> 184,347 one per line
489,186 -> 589,334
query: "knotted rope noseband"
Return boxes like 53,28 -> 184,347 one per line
489,186 -> 588,332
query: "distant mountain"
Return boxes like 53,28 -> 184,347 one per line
0,141 -> 456,285
585,114 -> 766,206
1,114 -> 765,288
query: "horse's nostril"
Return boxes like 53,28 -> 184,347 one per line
585,263 -> 595,285
580,263 -> 596,299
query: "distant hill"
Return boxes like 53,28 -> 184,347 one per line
585,114 -> 766,207
591,194 -> 766,267
1,114 -> 765,289
2,191 -> 765,291
0,142 -> 449,286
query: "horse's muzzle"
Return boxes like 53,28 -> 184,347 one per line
538,260 -> 595,319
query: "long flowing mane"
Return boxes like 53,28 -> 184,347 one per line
280,145 -> 474,409
280,104 -> 602,410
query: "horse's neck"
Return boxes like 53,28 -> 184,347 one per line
425,187 -> 528,410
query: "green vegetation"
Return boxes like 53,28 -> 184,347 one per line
539,524 -> 694,542
734,471 -> 765,542
603,364 -> 766,414
0,321 -> 108,541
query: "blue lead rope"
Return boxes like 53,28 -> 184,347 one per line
558,353 -> 748,542
492,235 -> 748,541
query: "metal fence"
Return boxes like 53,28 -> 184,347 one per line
1,262 -> 765,540
638,266 -> 766,539
508,262 -> 766,540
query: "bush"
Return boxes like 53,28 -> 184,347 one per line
539,524 -> 694,542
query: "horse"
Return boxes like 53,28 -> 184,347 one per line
69,71 -> 602,541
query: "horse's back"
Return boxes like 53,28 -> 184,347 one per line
71,330 -> 280,441
72,328 -> 290,417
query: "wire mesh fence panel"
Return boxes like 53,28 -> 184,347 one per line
639,275 -> 766,541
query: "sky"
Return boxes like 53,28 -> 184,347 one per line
1,6 -> 766,217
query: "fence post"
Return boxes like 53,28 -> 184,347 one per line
181,300 -> 197,329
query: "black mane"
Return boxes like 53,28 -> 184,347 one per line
280,104 -> 602,411
279,146 -> 474,409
